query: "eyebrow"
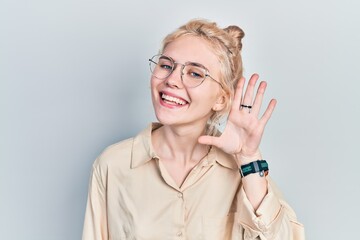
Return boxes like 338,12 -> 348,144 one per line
159,56 -> 172,61
187,62 -> 206,69
162,54 -> 210,72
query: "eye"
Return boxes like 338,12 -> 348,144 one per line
190,72 -> 203,78
185,66 -> 205,79
160,64 -> 172,70
158,58 -> 173,71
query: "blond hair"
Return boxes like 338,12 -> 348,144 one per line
160,19 -> 245,135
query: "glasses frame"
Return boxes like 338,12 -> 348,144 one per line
148,54 -> 224,89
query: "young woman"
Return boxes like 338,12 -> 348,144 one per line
82,19 -> 305,240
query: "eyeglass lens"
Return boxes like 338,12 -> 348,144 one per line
149,55 -> 207,88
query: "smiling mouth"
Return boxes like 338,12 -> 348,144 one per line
160,92 -> 189,106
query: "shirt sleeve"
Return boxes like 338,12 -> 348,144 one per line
235,178 -> 305,240
82,163 -> 109,240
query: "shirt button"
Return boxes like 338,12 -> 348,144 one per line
177,192 -> 183,198
177,231 -> 183,237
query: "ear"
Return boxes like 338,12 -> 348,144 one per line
212,94 -> 227,112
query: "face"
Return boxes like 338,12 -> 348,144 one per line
150,35 -> 225,130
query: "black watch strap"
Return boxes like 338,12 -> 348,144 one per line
239,160 -> 269,178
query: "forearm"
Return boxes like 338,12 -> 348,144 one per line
236,178 -> 305,240
241,172 -> 268,210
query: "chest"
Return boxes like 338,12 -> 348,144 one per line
106,162 -> 241,239
160,159 -> 198,187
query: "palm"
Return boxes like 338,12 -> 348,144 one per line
216,110 -> 264,156
199,74 -> 277,159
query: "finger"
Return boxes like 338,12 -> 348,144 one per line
242,73 -> 259,107
260,99 -> 277,125
198,135 -> 222,148
232,77 -> 245,111
252,81 -> 267,116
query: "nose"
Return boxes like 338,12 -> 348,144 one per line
164,64 -> 184,89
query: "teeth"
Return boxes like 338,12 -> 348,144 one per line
161,93 -> 187,105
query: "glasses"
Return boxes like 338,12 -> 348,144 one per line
149,54 -> 223,88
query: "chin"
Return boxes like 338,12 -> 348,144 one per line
153,109 -> 180,126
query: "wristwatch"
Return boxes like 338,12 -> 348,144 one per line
239,160 -> 269,178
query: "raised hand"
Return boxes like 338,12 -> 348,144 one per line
198,73 -> 277,165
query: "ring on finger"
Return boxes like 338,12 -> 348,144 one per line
240,104 -> 252,113
240,104 -> 252,109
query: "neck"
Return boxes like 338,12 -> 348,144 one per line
152,123 -> 210,166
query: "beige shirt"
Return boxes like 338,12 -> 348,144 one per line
82,123 -> 305,240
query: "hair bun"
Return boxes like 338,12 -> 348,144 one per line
223,25 -> 245,51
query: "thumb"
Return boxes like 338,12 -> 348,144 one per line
198,135 -> 222,148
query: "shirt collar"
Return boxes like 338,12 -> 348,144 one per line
131,122 -> 161,169
131,122 -> 238,171
212,146 -> 239,170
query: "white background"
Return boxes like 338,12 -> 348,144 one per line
1,0 -> 359,239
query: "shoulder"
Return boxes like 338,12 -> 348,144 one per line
90,123 -> 156,177
93,137 -> 134,171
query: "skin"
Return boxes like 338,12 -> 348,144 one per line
151,35 -> 277,210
